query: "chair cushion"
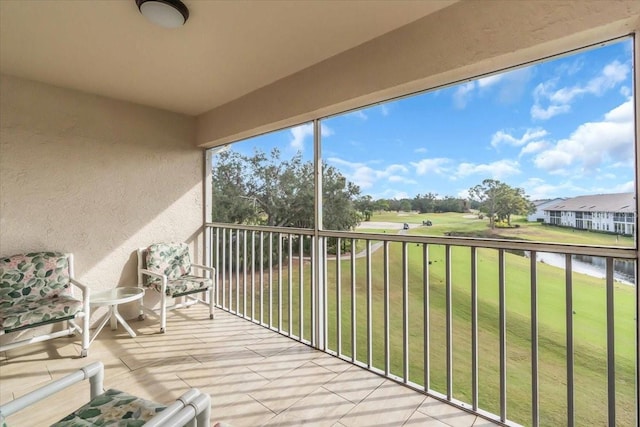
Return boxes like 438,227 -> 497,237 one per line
149,275 -> 212,297
50,389 -> 167,427
0,252 -> 70,305
144,243 -> 192,285
0,295 -> 83,333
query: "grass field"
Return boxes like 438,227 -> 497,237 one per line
368,211 -> 634,247
215,213 -> 637,426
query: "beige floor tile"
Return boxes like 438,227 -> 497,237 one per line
339,380 -> 426,427
4,337 -> 80,361
1,380 -> 90,426
118,346 -> 194,371
417,397 -> 478,427
250,361 -> 338,414
0,310 -> 500,427
212,393 -> 276,427
246,334 -> 298,358
189,344 -> 264,367
245,350 -> 312,381
0,358 -> 54,397
180,365 -> 270,407
473,416 -> 501,426
404,409 -> 451,426
312,354 -> 353,374
323,365 -> 385,404
263,386 -> 354,426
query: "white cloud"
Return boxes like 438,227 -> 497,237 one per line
533,99 -> 634,174
347,110 -> 368,120
410,158 -> 451,176
453,82 -> 475,109
455,159 -> 521,180
389,175 -> 418,185
326,157 -> 409,189
452,68 -> 530,109
520,178 -> 586,200
478,74 -> 503,88
530,103 -> 571,120
519,140 -> 548,156
456,189 -> 471,199
491,128 -> 548,148
290,123 -> 333,150
414,147 -> 428,154
531,60 -> 630,121
611,180 -> 635,193
379,105 -> 390,116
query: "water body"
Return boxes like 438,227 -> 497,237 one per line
526,252 -> 635,286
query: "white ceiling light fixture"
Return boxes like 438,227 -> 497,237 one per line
135,0 -> 189,29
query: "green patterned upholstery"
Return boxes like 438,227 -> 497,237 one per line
0,252 -> 81,333
0,294 -> 82,333
143,243 -> 211,297
50,389 -> 167,427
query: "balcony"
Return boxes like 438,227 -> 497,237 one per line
0,305 -> 498,427
205,223 -> 637,427
1,2 -> 639,427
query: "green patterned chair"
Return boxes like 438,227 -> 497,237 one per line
137,243 -> 215,333
0,361 -> 211,426
0,252 -> 90,357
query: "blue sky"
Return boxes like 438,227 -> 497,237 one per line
228,38 -> 634,201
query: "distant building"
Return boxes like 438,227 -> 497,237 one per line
528,198 -> 565,222
543,192 -> 635,235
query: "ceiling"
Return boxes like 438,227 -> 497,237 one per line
0,0 -> 457,116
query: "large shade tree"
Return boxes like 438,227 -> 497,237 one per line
469,179 -> 534,228
212,148 -> 361,231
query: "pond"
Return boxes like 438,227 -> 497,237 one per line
525,252 -> 635,286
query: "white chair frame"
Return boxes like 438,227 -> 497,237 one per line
0,253 -> 90,357
137,247 -> 215,333
0,361 -> 211,426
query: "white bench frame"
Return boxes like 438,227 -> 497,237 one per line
0,361 -> 211,426
0,253 -> 90,357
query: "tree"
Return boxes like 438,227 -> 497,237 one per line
412,193 -> 437,213
495,186 -> 535,226
354,195 -> 375,221
469,179 -> 534,228
212,148 -> 361,231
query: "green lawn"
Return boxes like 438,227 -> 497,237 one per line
366,211 -> 634,247
217,217 -> 637,427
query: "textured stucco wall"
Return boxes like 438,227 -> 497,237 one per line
197,0 -> 640,147
0,75 -> 203,333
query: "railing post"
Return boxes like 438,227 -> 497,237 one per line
313,119 -> 325,350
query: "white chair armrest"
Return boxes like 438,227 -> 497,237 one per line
190,263 -> 215,273
70,278 -> 90,315
140,269 -> 167,280
143,388 -> 202,427
70,278 -> 89,292
70,278 -> 90,301
155,392 -> 211,427
0,362 -> 104,421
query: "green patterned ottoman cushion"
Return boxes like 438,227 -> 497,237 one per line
50,389 -> 167,427
0,294 -> 82,333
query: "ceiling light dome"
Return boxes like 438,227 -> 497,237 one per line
136,0 -> 189,29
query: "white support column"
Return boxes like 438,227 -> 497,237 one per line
314,119 -> 325,350
204,149 -> 213,270
633,33 -> 640,427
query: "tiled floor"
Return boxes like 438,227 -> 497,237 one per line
1,306 -> 500,426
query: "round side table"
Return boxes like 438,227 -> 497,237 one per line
90,287 -> 145,344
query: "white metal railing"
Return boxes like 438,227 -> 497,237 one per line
205,222 -> 638,427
